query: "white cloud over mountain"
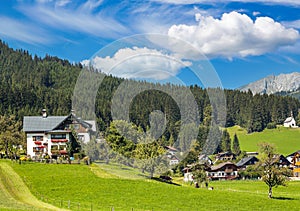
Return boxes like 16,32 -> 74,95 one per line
168,11 -> 299,59
85,47 -> 191,80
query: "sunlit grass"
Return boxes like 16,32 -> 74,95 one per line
227,125 -> 300,155
6,160 -> 300,211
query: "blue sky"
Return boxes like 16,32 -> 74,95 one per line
1,0 -> 300,89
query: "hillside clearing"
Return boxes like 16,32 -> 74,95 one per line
227,126 -> 300,155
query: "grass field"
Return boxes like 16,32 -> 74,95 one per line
0,161 -> 68,211
227,126 -> 300,155
1,160 -> 300,211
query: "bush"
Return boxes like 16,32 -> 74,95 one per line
266,122 -> 277,129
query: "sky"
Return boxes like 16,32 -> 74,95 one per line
1,0 -> 300,89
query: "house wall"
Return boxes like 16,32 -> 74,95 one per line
78,132 -> 90,143
26,133 -> 71,158
169,159 -> 179,165
26,133 -> 48,157
207,170 -> 238,180
284,118 -> 297,128
184,172 -> 193,182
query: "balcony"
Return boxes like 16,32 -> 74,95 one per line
225,168 -> 233,173
51,139 -> 68,143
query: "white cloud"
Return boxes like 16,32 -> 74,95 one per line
55,0 -> 71,7
283,19 -> 300,29
252,11 -> 261,16
168,11 -> 299,59
0,16 -> 50,44
151,0 -> 300,6
18,1 -> 129,39
86,47 -> 191,80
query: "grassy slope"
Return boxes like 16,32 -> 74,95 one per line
0,160 -> 68,211
7,160 -> 300,211
227,126 -> 300,155
94,161 -> 148,179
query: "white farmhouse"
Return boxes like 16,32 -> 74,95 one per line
23,109 -> 96,158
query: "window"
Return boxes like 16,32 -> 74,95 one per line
51,134 -> 66,139
33,136 -> 43,142
78,135 -> 85,141
74,124 -> 80,130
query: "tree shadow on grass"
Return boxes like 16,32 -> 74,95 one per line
273,196 -> 295,200
151,177 -> 181,186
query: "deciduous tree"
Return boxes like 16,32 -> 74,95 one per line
258,142 -> 290,198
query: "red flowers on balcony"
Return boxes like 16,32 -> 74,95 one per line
51,139 -> 68,143
59,150 -> 68,154
34,141 -> 42,145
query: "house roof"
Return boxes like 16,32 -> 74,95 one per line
287,150 -> 300,157
275,154 -> 291,165
217,151 -> 235,156
23,113 -> 94,132
284,117 -> 295,123
165,146 -> 177,151
23,116 -> 68,132
85,120 -> 97,132
236,156 -> 258,167
211,162 -> 236,171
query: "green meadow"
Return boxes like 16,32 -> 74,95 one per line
227,126 -> 300,155
1,160 -> 300,211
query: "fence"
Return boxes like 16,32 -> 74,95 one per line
35,191 -> 158,211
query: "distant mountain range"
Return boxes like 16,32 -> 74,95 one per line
239,72 -> 300,99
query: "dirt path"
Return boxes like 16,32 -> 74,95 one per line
0,161 -> 69,211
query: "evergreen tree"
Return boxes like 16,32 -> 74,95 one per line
232,133 -> 241,155
221,129 -> 231,152
297,110 -> 300,127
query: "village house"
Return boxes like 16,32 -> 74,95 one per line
236,156 -> 259,170
183,166 -> 194,182
164,146 -> 178,157
169,154 -> 180,165
274,154 -> 291,168
183,164 -> 211,182
290,151 -> 300,177
198,154 -> 212,165
207,162 -> 239,180
23,109 -> 96,158
164,146 -> 180,165
215,152 -> 236,163
287,150 -> 300,163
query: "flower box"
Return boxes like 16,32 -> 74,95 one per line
34,141 -> 42,145
51,139 -> 68,143
60,150 -> 68,155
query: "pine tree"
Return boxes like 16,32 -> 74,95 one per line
221,129 -> 231,152
232,133 -> 241,155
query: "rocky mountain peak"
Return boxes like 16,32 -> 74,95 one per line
239,72 -> 300,95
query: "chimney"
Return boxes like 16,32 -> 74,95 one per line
42,109 -> 47,118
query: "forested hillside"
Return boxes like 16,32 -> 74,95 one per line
0,40 -> 299,137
